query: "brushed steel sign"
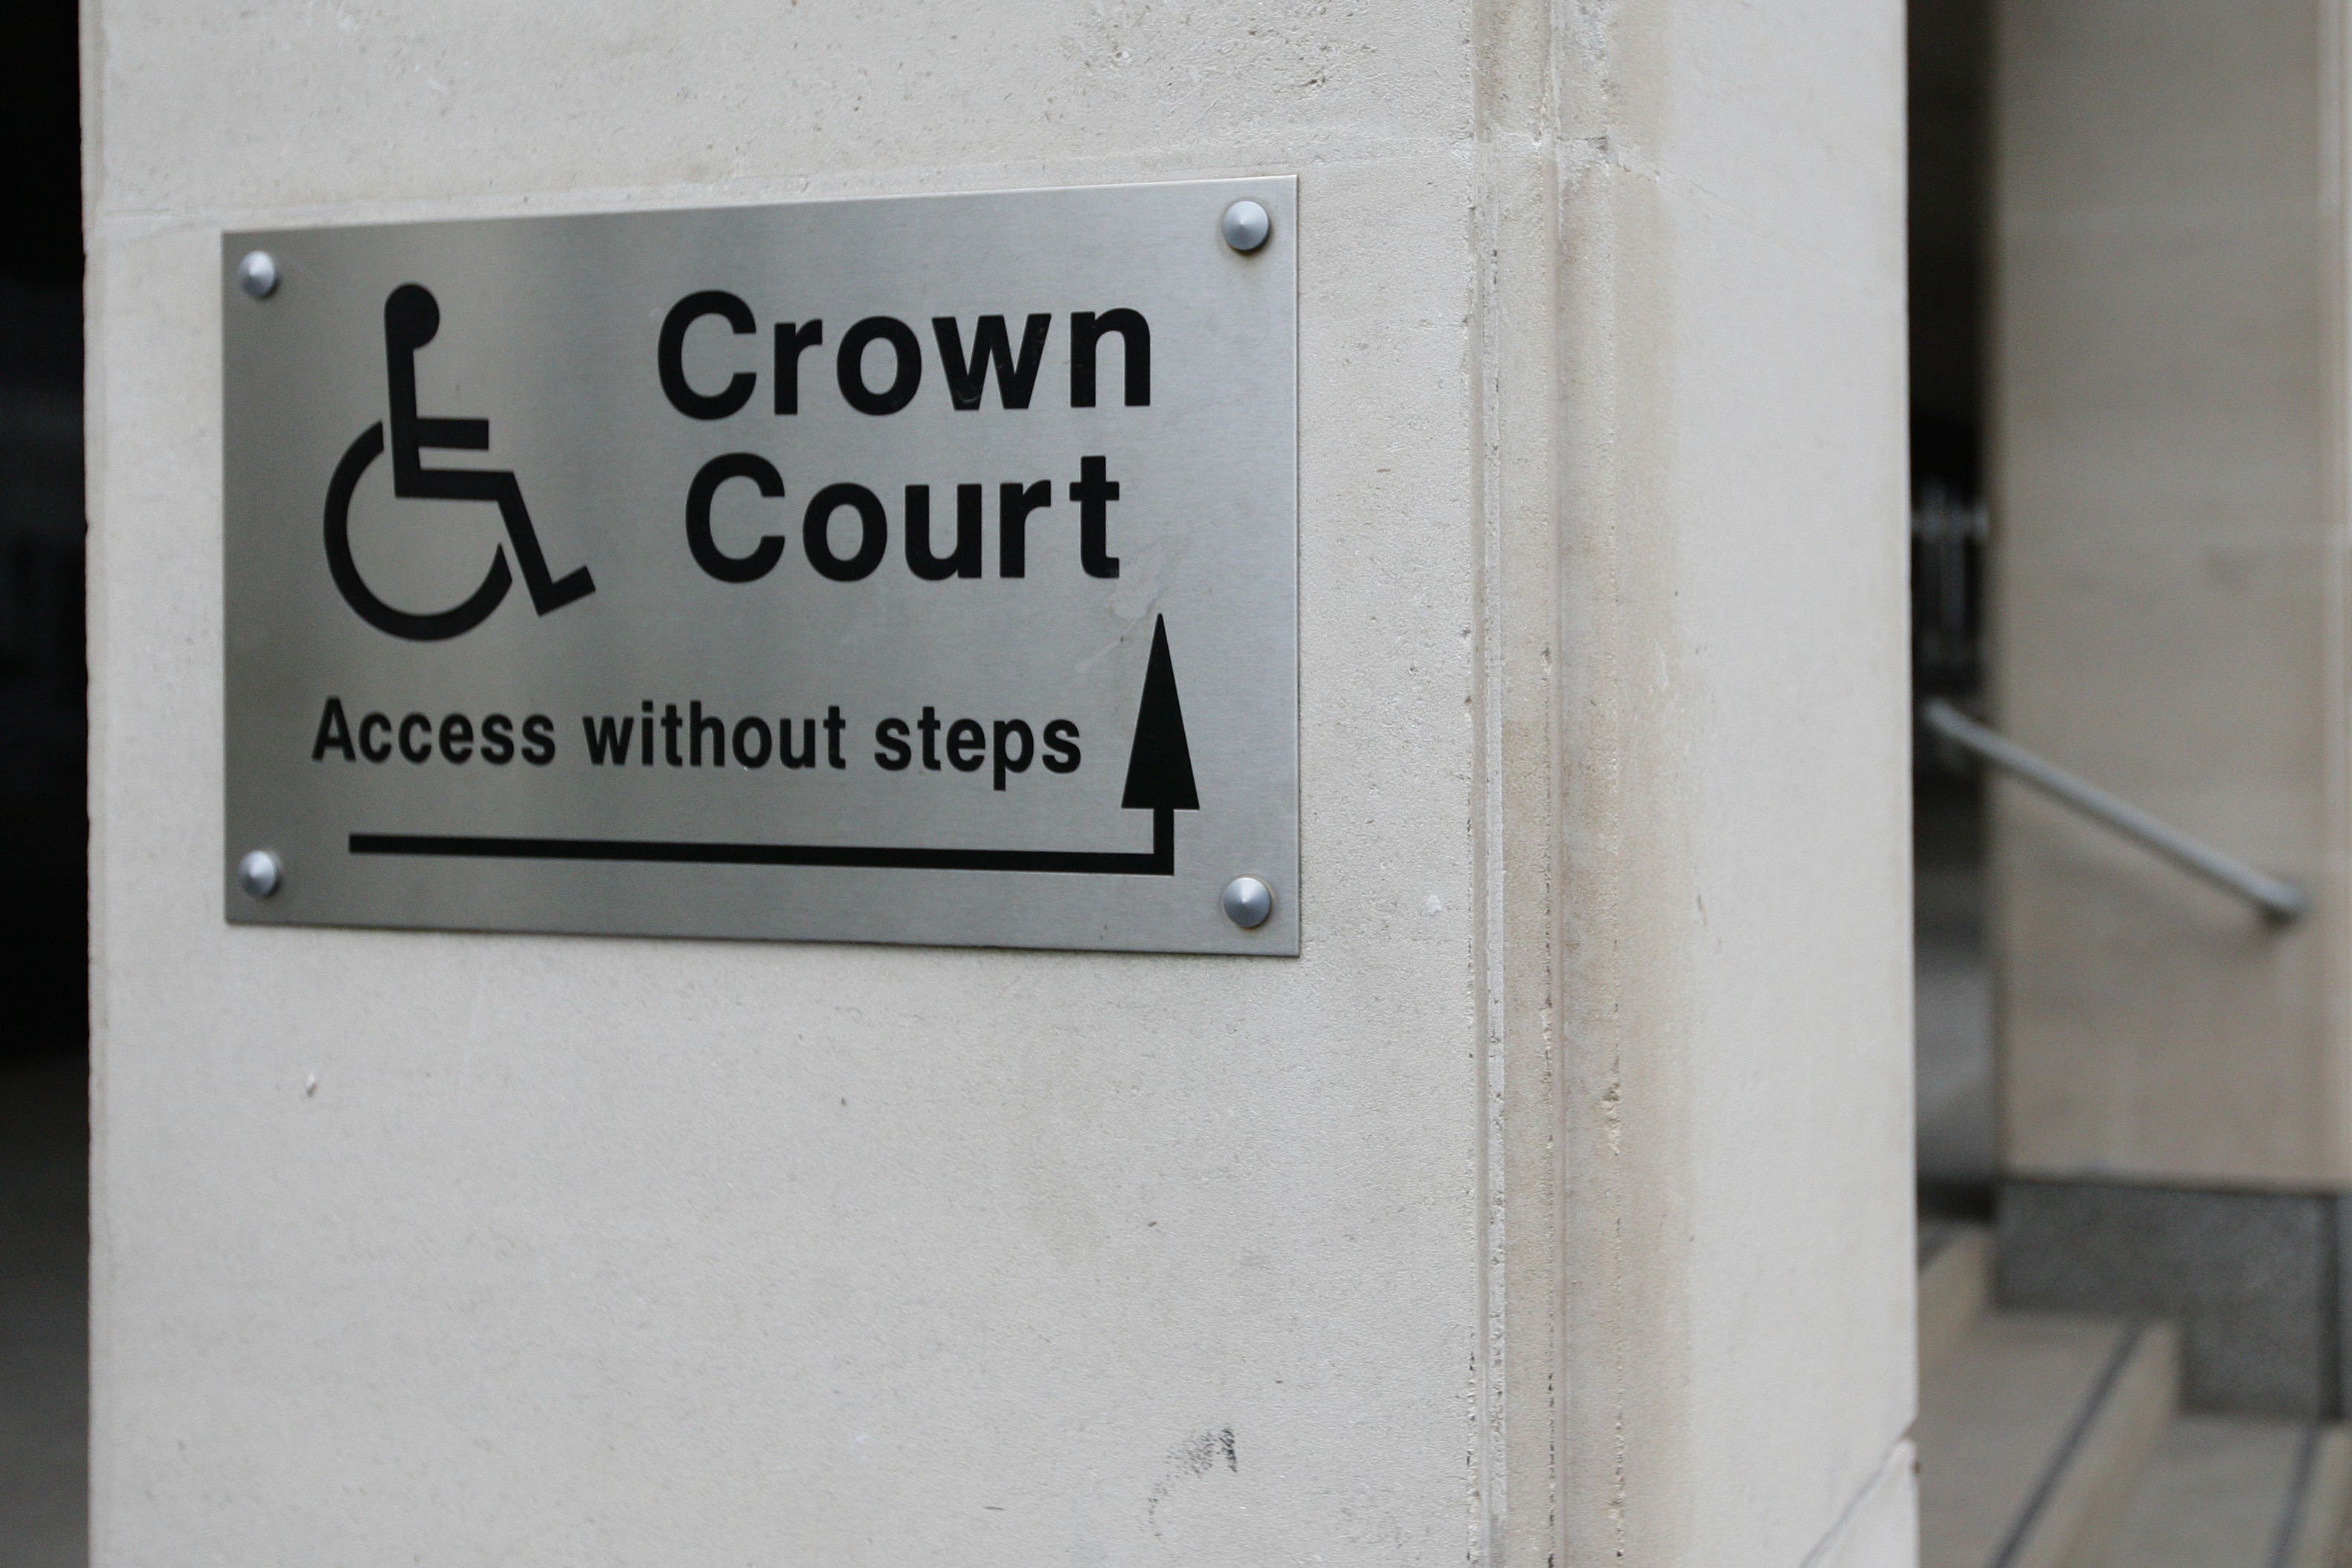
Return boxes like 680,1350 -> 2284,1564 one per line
222,179 -> 1296,954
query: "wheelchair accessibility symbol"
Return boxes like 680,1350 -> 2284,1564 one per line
324,283 -> 595,641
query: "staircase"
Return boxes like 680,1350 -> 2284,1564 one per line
1917,1223 -> 2352,1567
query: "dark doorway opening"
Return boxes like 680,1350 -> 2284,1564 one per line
1909,0 -> 1996,1219
0,3 -> 87,1564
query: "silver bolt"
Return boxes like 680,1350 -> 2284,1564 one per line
1220,199 -> 1272,253
1220,875 -> 1274,929
236,251 -> 280,300
237,849 -> 283,899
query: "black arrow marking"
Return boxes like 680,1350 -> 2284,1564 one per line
349,615 -> 1200,876
1121,614 -> 1199,816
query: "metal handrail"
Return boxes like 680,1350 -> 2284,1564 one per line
1919,699 -> 2310,924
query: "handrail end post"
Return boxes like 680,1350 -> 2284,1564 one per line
2260,883 -> 2312,926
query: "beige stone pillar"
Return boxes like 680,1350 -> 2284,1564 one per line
87,0 -> 1912,1558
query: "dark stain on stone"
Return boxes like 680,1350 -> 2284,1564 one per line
1145,1426 -> 1239,1536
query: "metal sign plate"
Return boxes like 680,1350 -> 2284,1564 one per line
222,179 -> 1296,954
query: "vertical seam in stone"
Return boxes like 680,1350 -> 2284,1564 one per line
1470,13 -> 1511,1566
81,3 -> 115,1558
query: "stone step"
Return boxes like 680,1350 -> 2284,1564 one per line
2088,1417 -> 2352,1568
1917,1312 -> 2179,1568
1920,1220 -> 1993,1374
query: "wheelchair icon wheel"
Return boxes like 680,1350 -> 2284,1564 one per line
323,422 -> 515,642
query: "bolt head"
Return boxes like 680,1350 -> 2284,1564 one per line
236,250 -> 280,300
1220,875 -> 1274,929
1220,199 -> 1272,253
237,849 -> 283,899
